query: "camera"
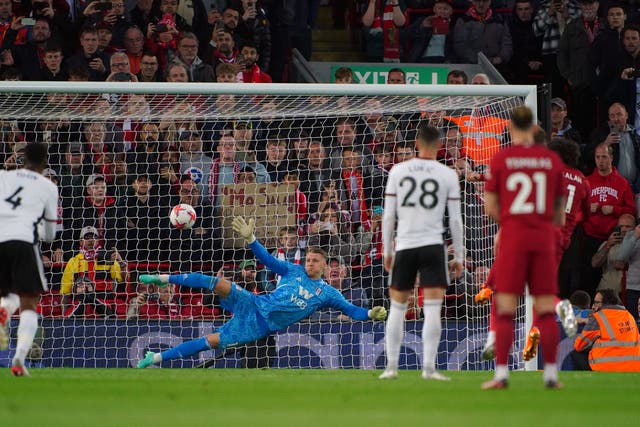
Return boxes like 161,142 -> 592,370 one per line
613,225 -> 622,234
95,1 -> 113,11
20,18 -> 36,26
155,23 -> 169,33
214,19 -> 224,32
113,71 -> 132,82
631,68 -> 640,79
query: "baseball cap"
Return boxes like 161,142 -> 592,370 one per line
85,173 -> 105,186
42,168 -> 58,179
239,259 -> 257,269
80,226 -> 99,239
551,98 -> 567,110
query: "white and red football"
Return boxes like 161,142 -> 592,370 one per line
169,203 -> 197,229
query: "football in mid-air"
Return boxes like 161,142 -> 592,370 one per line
169,203 -> 197,229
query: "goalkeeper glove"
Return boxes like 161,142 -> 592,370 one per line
474,284 -> 493,305
368,306 -> 387,321
231,216 -> 256,244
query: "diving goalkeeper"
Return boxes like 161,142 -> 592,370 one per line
137,216 -> 387,368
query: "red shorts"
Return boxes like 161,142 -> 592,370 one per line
493,233 -> 558,296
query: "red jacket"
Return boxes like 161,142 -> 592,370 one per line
241,64 -> 272,83
584,168 -> 636,240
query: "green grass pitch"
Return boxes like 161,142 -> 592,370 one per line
1,369 -> 638,427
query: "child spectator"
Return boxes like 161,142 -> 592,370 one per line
405,0 -> 454,63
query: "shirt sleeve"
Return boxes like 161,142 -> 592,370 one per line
41,182 -> 58,242
324,287 -> 369,321
249,239 -> 290,276
382,168 -> 397,258
447,173 -> 465,263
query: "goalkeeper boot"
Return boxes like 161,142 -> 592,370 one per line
139,275 -> 170,288
555,299 -> 577,337
137,351 -> 158,369
474,286 -> 493,305
523,326 -> 541,362
0,307 -> 9,350
421,370 -> 451,381
379,368 -> 398,380
10,360 -> 30,377
481,378 -> 508,390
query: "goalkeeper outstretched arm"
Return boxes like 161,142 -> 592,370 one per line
325,287 -> 387,321
232,216 -> 289,276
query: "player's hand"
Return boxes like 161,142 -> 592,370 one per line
448,260 -> 463,279
383,255 -> 393,272
232,216 -> 256,243
368,306 -> 387,321
601,205 -> 614,215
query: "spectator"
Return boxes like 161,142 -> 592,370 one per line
123,26 -> 145,74
1,17 -> 52,80
572,288 -> 640,371
334,66 -> 353,83
131,0 -> 155,35
65,27 -> 110,81
96,21 -> 115,54
405,0 -> 454,63
394,140 -> 416,163
532,0 -> 581,96
263,138 -> 288,182
616,217 -> 640,318
126,281 -> 157,319
137,283 -> 188,319
569,289 -> 592,324
167,176 -> 220,272
581,143 -> 635,297
588,102 -> 640,190
215,62 -> 237,82
329,118 -> 373,175
145,13 -> 181,71
387,67 -> 405,84
152,0 -> 192,33
446,69 -> 468,84
591,3 -> 627,117
127,121 -> 162,178
549,97 -> 582,145
40,43 -> 67,80
471,73 -> 490,84
591,213 -> 634,297
307,203 -> 355,264
361,0 -> 406,62
358,204 -> 386,308
238,40 -> 271,83
233,0 -> 271,72
106,51 -> 137,81
172,32 -> 215,82
235,259 -> 264,293
453,0 -> 512,71
208,29 -> 238,69
60,225 -> 123,310
508,0 -> 543,84
179,130 -> 212,196
298,140 -> 335,214
615,26 -> 640,128
557,0 -> 600,141
165,61 -> 189,82
137,51 -> 162,82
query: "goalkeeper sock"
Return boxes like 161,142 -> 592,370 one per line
169,274 -> 218,291
422,298 -> 443,373
13,310 -> 38,366
160,336 -> 212,362
385,300 -> 408,370
1,293 -> 20,317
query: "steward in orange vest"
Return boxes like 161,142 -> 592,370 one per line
443,114 -> 509,166
573,289 -> 640,371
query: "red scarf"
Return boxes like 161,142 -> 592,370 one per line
583,17 -> 599,44
208,159 -> 240,204
371,1 -> 400,62
342,169 -> 369,227
214,48 -> 238,63
240,64 -> 264,83
468,5 -> 492,22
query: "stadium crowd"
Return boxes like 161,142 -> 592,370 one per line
0,0 -> 640,324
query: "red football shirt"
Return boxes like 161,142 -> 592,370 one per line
486,144 -> 566,233
558,166 -> 591,250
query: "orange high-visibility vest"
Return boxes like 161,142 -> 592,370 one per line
444,115 -> 509,165
575,307 -> 640,372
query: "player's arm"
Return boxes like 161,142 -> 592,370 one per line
484,191 -> 499,222
382,170 -> 397,272
325,288 -> 387,321
616,226 -> 640,262
553,195 -> 566,227
447,178 -> 465,268
232,216 -> 290,275
41,184 -> 59,242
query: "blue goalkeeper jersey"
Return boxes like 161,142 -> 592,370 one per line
249,241 -> 370,332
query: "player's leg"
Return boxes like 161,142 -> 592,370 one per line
380,249 -> 416,379
138,332 -> 220,368
11,293 -> 39,377
0,293 -> 20,350
481,291 -> 518,389
482,295 -> 497,361
421,286 -> 449,381
140,273 -> 232,298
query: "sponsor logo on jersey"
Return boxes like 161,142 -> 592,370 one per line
315,288 -> 322,296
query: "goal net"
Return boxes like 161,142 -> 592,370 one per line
0,82 -> 535,370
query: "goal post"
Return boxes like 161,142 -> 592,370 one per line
0,81 -> 537,370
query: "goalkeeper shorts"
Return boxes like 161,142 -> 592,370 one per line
215,283 -> 271,349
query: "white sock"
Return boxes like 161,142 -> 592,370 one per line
385,300 -> 408,370
153,353 -> 163,364
1,293 -> 21,317
486,330 -> 496,346
543,363 -> 558,383
12,310 -> 38,366
159,275 -> 170,283
422,298 -> 443,373
495,365 -> 509,381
